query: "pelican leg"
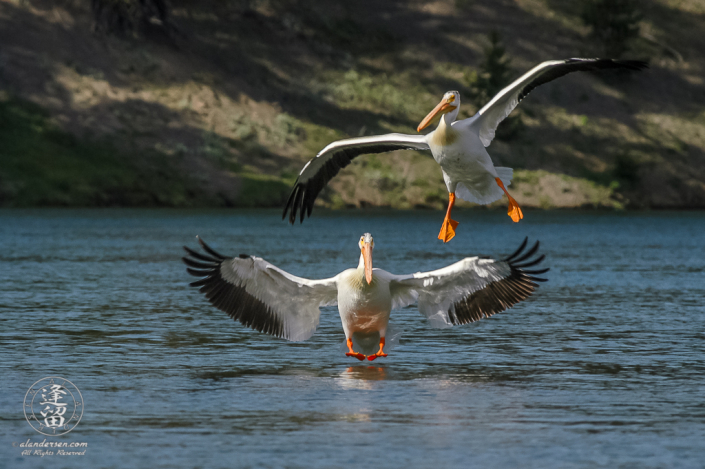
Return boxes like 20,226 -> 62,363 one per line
345,337 -> 366,361
438,192 -> 460,243
495,178 -> 523,223
367,337 -> 388,361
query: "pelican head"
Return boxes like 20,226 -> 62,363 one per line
417,91 -> 460,132
358,233 -> 374,284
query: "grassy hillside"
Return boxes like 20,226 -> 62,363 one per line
0,95 -> 212,206
1,0 -> 704,209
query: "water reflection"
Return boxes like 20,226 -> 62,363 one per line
344,366 -> 388,380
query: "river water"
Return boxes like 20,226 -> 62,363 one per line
1,209 -> 704,468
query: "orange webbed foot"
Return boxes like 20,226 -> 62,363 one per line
507,198 -> 523,223
367,352 -> 388,361
438,218 -> 459,243
345,338 -> 365,361
438,192 -> 459,243
368,337 -> 388,361
495,177 -> 523,223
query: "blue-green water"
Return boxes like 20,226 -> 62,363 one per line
1,209 -> 704,468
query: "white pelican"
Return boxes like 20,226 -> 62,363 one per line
283,58 -> 647,242
183,235 -> 548,361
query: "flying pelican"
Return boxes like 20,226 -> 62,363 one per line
283,58 -> 647,242
183,235 -> 548,360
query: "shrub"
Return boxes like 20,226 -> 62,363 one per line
465,31 -> 522,140
580,0 -> 642,58
91,0 -> 179,38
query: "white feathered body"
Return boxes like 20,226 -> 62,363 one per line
337,267 -> 392,338
426,115 -> 513,206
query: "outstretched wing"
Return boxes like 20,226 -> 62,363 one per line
283,133 -> 429,224
464,58 -> 648,147
386,238 -> 548,328
183,237 -> 339,341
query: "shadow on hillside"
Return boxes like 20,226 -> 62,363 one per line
544,0 -> 705,61
4,0 -> 701,132
1,0 -> 704,208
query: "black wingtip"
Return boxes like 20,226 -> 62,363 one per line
513,241 -> 540,264
282,184 -> 298,224
197,236 -> 227,261
182,256 -> 217,269
291,185 -> 305,225
504,238 -> 549,283
514,253 -> 545,269
568,58 -> 649,71
287,186 -> 300,225
183,244 -> 219,262
186,267 -> 212,277
504,237 -> 529,262
522,267 -> 550,275
528,276 -> 549,282
617,59 -> 649,70
448,237 -> 549,326
599,58 -> 650,73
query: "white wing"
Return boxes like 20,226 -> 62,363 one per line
283,133 -> 429,223
386,238 -> 548,328
184,237 -> 339,341
464,58 -> 648,147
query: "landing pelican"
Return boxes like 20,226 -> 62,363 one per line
283,58 -> 647,242
183,235 -> 548,360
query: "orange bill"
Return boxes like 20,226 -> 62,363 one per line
362,243 -> 373,284
417,97 -> 457,132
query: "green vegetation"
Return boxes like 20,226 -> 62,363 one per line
0,94 -> 300,207
466,31 -> 513,105
465,31 -> 522,140
236,173 -> 292,208
0,96 -> 203,206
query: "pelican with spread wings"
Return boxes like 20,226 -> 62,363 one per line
283,58 -> 647,242
183,234 -> 548,360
